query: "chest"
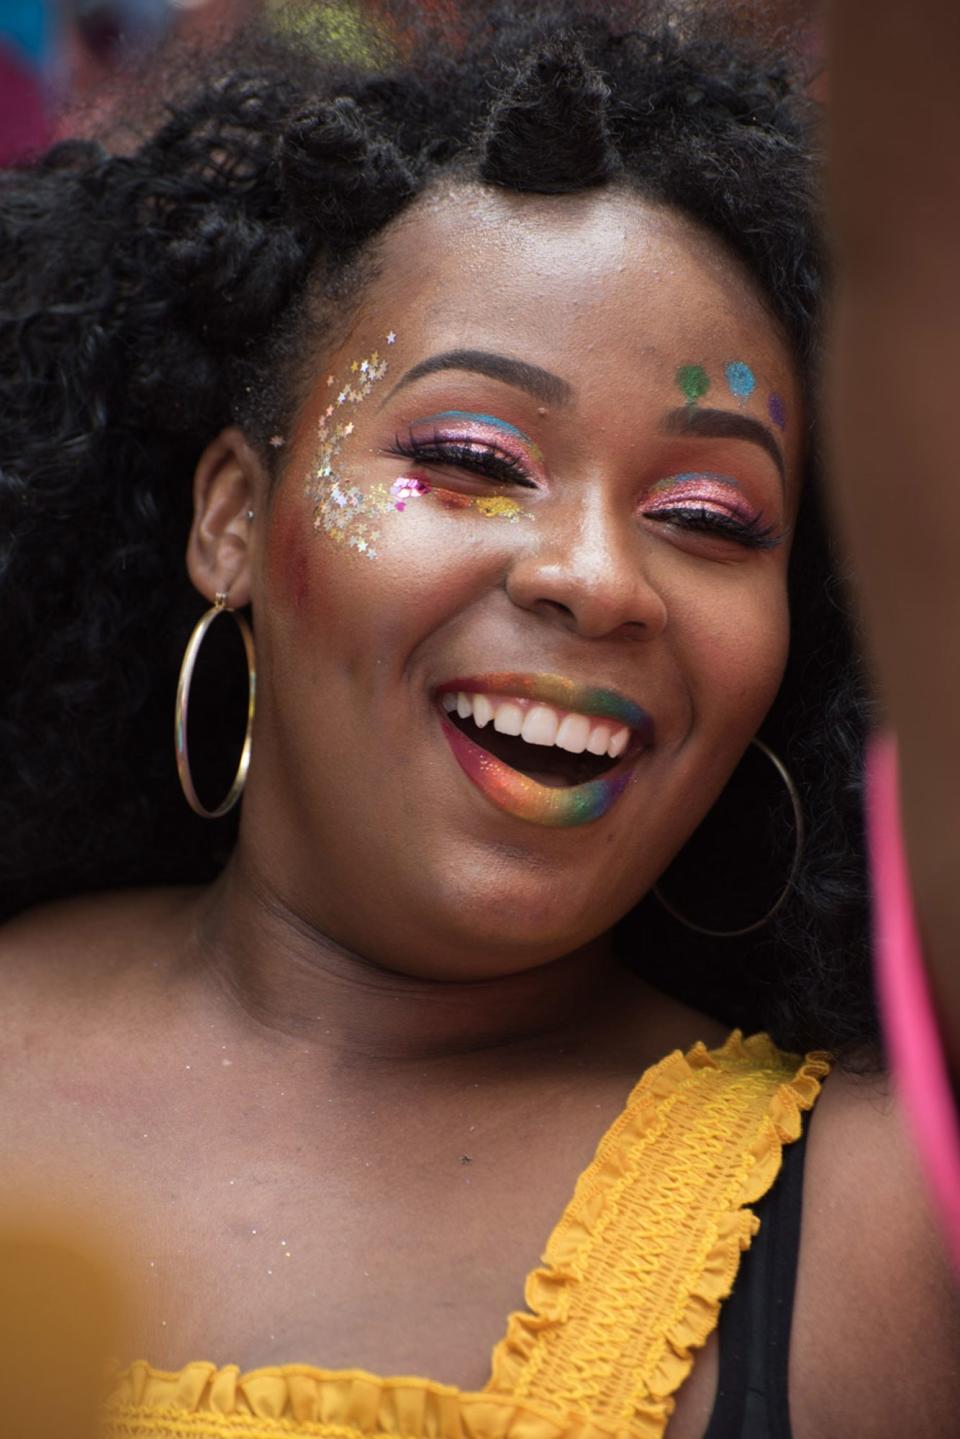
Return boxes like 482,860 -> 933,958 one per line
0,1050 -> 639,1389
0,1029 -> 792,1439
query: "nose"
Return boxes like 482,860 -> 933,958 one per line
504,496 -> 668,641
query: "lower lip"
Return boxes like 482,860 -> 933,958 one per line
438,711 -> 639,828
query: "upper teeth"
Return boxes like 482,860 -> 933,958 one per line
441,691 -> 631,760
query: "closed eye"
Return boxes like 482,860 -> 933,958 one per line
385,429 -> 537,488
645,505 -> 782,550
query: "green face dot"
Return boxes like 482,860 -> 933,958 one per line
676,364 -> 710,406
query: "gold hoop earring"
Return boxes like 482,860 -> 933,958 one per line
652,738 -> 805,938
174,592 -> 256,819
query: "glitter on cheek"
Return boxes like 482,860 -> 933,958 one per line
725,361 -> 757,403
306,345 -> 396,559
676,364 -> 710,407
768,392 -> 787,431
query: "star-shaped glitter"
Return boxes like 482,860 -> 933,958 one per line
350,360 -> 359,372
386,331 -> 396,345
326,375 -> 334,386
337,391 -> 347,405
343,421 -> 354,435
269,434 -> 285,448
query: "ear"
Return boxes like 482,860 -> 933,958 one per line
186,428 -> 266,610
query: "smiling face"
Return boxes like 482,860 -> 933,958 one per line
207,186 -> 802,980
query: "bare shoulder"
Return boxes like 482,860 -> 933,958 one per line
791,1063 -> 960,1439
0,887 -> 202,1025
0,886 -> 200,962
0,887 -> 207,1196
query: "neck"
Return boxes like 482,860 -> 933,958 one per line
183,850 -> 637,1067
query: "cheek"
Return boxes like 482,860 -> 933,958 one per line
676,573 -> 790,729
263,488 -> 465,672
265,494 -> 360,639
267,503 -> 314,617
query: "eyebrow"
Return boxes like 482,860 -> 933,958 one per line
380,349 -> 574,410
662,407 -> 786,487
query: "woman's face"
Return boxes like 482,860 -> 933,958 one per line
228,187 -> 803,979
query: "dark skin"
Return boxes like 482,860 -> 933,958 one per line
0,188 -> 957,1438
222,190 -> 797,984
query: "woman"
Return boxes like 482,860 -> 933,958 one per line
0,4 -> 956,1437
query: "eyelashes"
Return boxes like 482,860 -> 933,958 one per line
641,471 -> 782,550
384,431 -> 781,550
643,505 -> 782,550
386,428 -> 537,489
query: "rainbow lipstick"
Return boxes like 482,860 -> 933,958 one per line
436,674 -> 653,828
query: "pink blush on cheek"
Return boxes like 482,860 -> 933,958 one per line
268,505 -> 317,616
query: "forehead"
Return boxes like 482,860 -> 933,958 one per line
358,184 -> 799,422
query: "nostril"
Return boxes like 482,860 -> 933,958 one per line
533,598 -> 577,626
620,619 -> 654,640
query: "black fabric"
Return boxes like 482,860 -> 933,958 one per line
700,1122 -> 810,1439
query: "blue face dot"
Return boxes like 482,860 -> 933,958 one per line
725,361 -> 757,402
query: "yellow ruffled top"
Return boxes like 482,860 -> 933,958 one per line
104,1032 -> 829,1439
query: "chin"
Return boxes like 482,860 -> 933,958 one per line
383,853 -> 620,978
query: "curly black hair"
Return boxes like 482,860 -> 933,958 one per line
0,1 -> 876,1060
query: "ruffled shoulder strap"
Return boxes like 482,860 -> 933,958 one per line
485,1032 -> 830,1439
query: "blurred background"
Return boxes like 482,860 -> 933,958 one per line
0,0 -> 825,166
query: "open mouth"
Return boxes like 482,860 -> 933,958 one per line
434,675 -> 654,828
441,692 -> 626,788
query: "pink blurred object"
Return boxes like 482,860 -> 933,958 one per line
867,733 -> 960,1274
0,41 -> 52,163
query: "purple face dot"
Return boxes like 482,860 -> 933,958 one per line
768,392 -> 787,431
